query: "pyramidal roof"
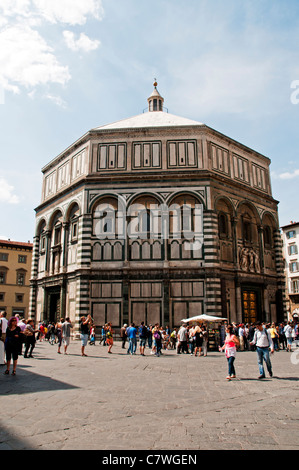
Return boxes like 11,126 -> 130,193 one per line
93,81 -> 204,131
94,111 -> 203,131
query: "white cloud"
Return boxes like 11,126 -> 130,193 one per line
0,24 -> 71,93
63,31 -> 100,52
33,0 -> 104,25
45,94 -> 67,108
0,0 -> 104,25
0,0 -> 103,94
279,169 -> 299,180
0,178 -> 20,204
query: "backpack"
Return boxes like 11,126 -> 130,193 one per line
139,325 -> 147,338
154,331 -> 160,340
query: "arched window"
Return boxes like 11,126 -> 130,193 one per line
127,196 -> 161,240
92,198 -> 121,240
168,195 -> 201,239
219,213 -> 229,238
264,225 -> 272,248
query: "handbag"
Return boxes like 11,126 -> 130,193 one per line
23,328 -> 34,337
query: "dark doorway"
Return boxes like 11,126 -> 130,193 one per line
46,288 -> 61,323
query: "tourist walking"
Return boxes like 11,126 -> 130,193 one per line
0,311 -> 8,365
80,315 -> 92,356
284,322 -> 293,352
201,325 -> 208,357
153,325 -> 162,356
169,328 -> 177,349
193,324 -> 203,357
189,326 -> 195,354
23,319 -> 39,358
4,317 -> 21,376
62,317 -> 73,354
55,318 -> 63,354
138,322 -> 147,356
219,324 -> 240,380
99,325 -> 106,346
278,323 -> 286,350
89,324 -> 96,345
270,323 -> 279,351
250,322 -> 274,379
120,324 -> 127,349
106,322 -> 114,354
238,324 -> 245,351
147,325 -> 153,350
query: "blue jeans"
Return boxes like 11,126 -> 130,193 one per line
227,356 -> 236,376
256,347 -> 272,376
128,338 -> 137,354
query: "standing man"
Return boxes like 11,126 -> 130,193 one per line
62,317 -> 73,354
238,324 -> 245,351
127,323 -> 137,355
284,321 -> 293,352
250,321 -> 274,379
138,322 -> 147,356
177,323 -> 189,354
120,324 -> 127,349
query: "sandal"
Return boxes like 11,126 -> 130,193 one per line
12,371 -> 16,376
4,370 -> 9,375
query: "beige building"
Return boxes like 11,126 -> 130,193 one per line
281,221 -> 299,320
0,239 -> 33,318
30,83 -> 287,333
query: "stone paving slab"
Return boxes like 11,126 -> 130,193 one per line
0,340 -> 298,451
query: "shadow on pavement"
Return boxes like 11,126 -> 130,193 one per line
0,365 -> 79,396
0,422 -> 34,450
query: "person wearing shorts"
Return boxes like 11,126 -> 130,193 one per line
62,317 -> 73,355
80,315 -> 92,356
139,322 -> 147,356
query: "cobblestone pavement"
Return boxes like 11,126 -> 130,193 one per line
0,339 -> 298,451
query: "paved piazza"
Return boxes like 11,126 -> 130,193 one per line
0,340 -> 298,451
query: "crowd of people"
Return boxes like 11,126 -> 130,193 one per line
1,309 -> 298,379
100,321 -> 209,357
219,320 -> 299,352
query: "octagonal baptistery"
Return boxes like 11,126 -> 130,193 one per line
30,83 -> 287,334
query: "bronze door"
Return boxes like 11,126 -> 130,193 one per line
242,290 -> 258,324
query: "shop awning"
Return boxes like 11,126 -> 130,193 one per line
181,314 -> 228,323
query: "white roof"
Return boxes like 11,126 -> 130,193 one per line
94,111 -> 204,131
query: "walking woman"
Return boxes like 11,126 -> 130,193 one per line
4,317 -> 22,376
55,318 -> 63,354
106,322 -> 114,354
219,324 -> 240,380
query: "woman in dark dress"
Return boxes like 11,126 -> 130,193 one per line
4,317 -> 21,375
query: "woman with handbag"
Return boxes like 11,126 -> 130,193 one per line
4,317 -> 21,376
24,319 -> 39,358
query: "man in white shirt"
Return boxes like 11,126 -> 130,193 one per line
61,317 -> 73,354
177,324 -> 189,354
250,322 -> 274,379
284,322 -> 293,352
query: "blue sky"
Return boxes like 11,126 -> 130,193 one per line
0,0 -> 299,242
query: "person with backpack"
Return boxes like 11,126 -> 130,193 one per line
152,324 -> 162,357
250,322 -> 274,379
138,322 -> 147,356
